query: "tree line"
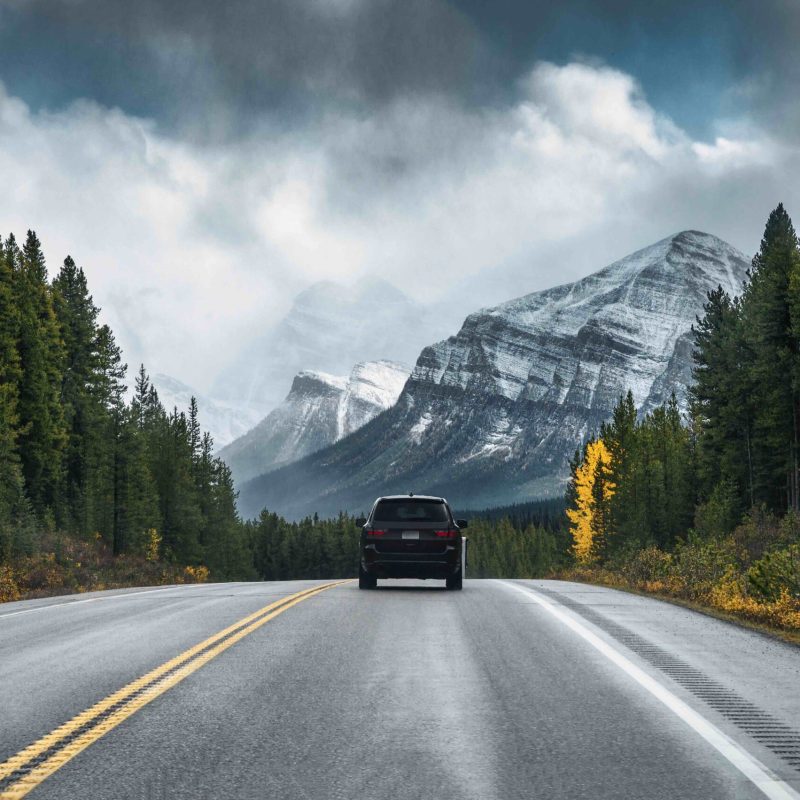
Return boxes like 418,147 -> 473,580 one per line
243,510 -> 563,581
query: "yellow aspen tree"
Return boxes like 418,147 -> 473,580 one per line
567,439 -> 616,564
145,528 -> 161,562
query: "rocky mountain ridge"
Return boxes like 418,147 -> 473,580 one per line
237,231 -> 750,519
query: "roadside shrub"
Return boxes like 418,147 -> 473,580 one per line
709,570 -> 800,630
0,528 -> 212,602
19,552 -> 68,594
748,545 -> 800,602
559,511 -> 800,634
779,512 -> 800,546
183,565 -> 210,583
0,565 -> 20,602
620,545 -> 673,588
670,534 -> 737,600
731,507 -> 795,566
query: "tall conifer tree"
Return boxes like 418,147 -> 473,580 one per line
14,231 -> 66,517
743,204 -> 800,510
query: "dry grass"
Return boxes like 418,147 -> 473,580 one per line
0,531 -> 209,603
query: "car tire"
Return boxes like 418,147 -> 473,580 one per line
446,572 -> 463,591
358,565 -> 376,590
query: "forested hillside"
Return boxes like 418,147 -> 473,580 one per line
565,204 -> 800,633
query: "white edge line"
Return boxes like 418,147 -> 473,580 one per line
499,580 -> 800,800
0,583 -> 220,620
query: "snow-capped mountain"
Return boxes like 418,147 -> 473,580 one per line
149,374 -> 262,449
218,360 -> 410,484
211,278 -> 458,415
237,231 -> 750,519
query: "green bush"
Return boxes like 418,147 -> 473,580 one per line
748,545 -> 800,601
730,507 -> 795,566
671,534 -> 737,599
620,545 -> 673,585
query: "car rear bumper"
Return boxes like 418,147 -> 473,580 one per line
361,544 -> 461,579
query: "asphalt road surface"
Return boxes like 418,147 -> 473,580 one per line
2,579 -> 799,799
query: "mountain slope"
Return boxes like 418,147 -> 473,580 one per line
211,278 -> 457,414
219,360 -> 409,484
237,231 -> 750,519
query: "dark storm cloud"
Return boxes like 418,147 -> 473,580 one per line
727,0 -> 800,134
0,0 -> 798,139
0,0 -> 488,135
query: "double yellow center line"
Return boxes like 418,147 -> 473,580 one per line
0,580 -> 348,799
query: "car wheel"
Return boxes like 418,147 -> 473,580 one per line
358,565 -> 375,590
446,573 -> 463,591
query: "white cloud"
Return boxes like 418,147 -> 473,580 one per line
0,62 -> 795,391
519,61 -> 682,159
691,136 -> 773,169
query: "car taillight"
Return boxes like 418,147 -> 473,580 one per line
367,529 -> 387,536
434,530 -> 456,538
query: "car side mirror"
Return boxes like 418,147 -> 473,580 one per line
456,518 -> 468,529
355,517 -> 367,527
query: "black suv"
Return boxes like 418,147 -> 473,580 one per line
356,495 -> 468,590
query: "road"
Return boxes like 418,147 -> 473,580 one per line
1,579 -> 799,799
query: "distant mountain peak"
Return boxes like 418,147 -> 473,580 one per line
210,278 -> 458,414
219,359 -> 411,484
293,370 -> 349,393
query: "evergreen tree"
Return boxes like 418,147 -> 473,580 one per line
114,364 -> 162,554
91,324 -> 127,543
52,256 -> 103,535
662,393 -> 695,540
188,397 -> 201,465
691,285 -> 755,510
113,408 -> 160,555
14,231 -> 66,517
0,239 -> 21,420
152,408 -> 203,563
131,365 -> 151,430
601,391 -> 639,549
0,383 -> 27,562
742,204 -> 800,510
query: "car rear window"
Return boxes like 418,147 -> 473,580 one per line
373,500 -> 450,523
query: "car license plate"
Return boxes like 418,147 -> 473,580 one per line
402,530 -> 420,540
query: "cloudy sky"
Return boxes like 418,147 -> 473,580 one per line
1,0 -> 799,391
